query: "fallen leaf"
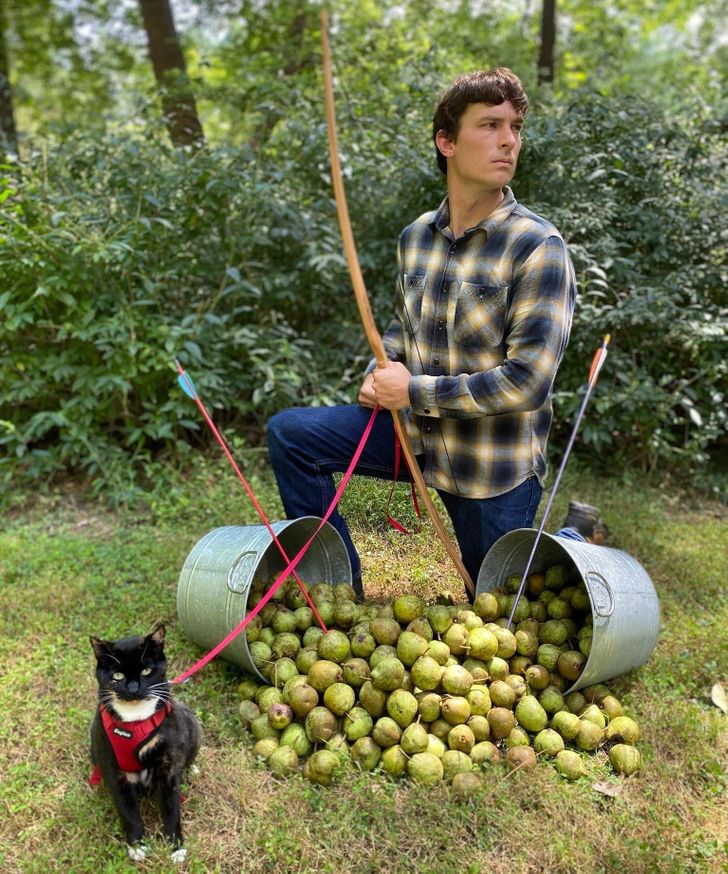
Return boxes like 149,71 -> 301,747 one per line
710,683 -> 728,715
592,780 -> 622,798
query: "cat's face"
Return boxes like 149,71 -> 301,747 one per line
91,625 -> 168,716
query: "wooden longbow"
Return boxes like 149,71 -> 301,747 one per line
320,10 -> 475,598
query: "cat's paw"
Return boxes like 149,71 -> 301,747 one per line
127,843 -> 148,862
170,847 -> 187,865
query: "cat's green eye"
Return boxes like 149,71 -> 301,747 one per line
112,672 -> 124,681
141,667 -> 152,677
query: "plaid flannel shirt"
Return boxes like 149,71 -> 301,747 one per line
380,186 -> 576,498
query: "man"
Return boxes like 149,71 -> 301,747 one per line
267,68 -> 576,598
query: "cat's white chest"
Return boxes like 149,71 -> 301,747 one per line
113,697 -> 160,722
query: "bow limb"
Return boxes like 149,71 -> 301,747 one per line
320,10 -> 475,597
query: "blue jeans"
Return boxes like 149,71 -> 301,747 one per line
266,405 -> 543,594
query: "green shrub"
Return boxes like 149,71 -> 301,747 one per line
1,89 -> 725,502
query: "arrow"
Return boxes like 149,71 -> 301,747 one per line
505,335 -> 611,626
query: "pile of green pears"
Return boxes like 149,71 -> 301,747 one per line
237,566 -> 642,790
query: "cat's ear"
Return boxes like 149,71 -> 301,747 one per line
90,635 -> 110,659
149,624 -> 165,649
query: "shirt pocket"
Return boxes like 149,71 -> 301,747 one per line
399,273 -> 426,336
452,281 -> 509,348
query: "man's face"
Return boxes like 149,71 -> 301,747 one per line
436,101 -> 523,190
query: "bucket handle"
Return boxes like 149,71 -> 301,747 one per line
227,551 -> 258,594
585,571 -> 614,618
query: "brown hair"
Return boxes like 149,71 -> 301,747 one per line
432,68 -> 529,174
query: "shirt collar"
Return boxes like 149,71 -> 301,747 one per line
430,186 -> 518,238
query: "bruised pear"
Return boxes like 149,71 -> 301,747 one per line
323,682 -> 355,716
305,707 -> 337,743
441,749 -> 473,780
487,707 -> 516,741
343,706 -> 373,741
550,710 -> 581,741
416,691 -> 442,722
370,617 -> 402,647
426,604 -> 453,634
442,623 -> 469,656
397,631 -> 429,666
317,629 -> 351,663
372,716 -> 402,748
515,695 -> 548,733
472,592 -> 500,621
288,683 -> 318,718
605,716 -> 640,745
441,696 -> 471,726
411,656 -> 443,691
386,689 -> 419,728
380,745 -> 408,778
307,659 -> 343,692
401,722 -> 429,755
407,752 -> 444,785
425,640 -> 451,666
393,594 -> 426,624
268,745 -> 298,778
351,736 -> 381,771
555,749 -> 587,780
608,743 -> 641,775
441,665 -> 474,696
252,737 -> 279,760
359,681 -> 387,718
506,745 -> 537,771
557,650 -> 586,681
451,770 -> 485,798
304,749 -> 340,785
533,728 -> 565,757
370,656 -> 405,691
470,741 -> 501,765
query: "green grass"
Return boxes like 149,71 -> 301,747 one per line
0,458 -> 726,873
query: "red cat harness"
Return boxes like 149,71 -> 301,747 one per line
89,702 -> 172,785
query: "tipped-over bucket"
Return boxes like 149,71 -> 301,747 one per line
177,518 -> 351,680
476,529 -> 660,692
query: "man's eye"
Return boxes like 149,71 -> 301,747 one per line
141,667 -> 152,677
112,672 -> 125,681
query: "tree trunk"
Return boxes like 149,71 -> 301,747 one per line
0,0 -> 18,154
138,0 -> 204,148
538,0 -> 556,85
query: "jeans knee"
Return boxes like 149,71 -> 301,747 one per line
266,409 -> 295,451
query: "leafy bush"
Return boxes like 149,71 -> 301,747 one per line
1,88 -> 725,502
516,93 -> 727,471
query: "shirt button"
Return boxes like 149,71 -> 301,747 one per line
437,320 -> 444,330
433,356 -> 440,365
425,425 -> 432,433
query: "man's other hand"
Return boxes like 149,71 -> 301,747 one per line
372,361 -> 412,410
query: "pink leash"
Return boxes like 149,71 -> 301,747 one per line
171,403 -> 381,685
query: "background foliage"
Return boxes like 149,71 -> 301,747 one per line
1,0 -> 726,503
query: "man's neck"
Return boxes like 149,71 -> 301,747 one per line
446,183 -> 505,239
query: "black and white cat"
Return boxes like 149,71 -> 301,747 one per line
90,624 -> 202,864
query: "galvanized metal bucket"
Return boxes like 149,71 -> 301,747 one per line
177,518 -> 351,680
476,529 -> 660,692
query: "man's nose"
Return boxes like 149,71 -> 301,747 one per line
500,127 -> 517,149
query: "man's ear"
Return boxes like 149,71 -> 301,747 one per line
435,129 -> 455,160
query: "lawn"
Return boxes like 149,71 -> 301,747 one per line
0,459 -> 726,873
